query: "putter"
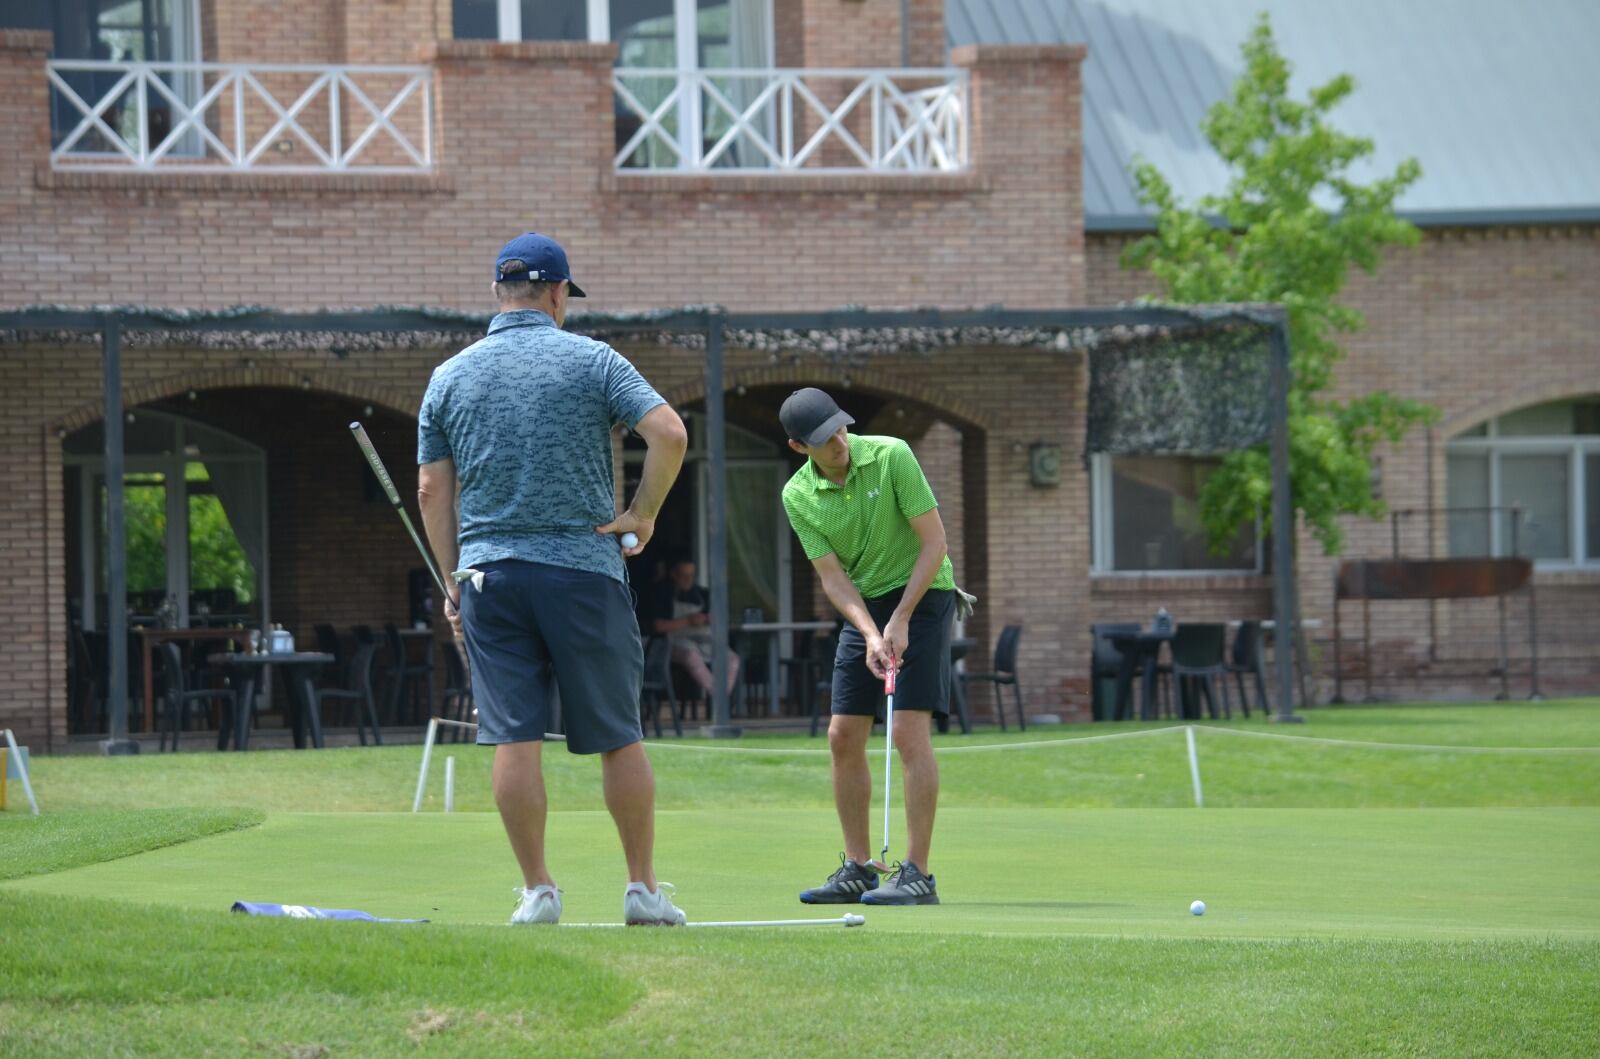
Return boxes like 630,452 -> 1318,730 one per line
349,422 -> 452,601
867,660 -> 897,874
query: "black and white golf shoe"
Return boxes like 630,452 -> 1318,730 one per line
798,854 -> 880,904
859,861 -> 939,906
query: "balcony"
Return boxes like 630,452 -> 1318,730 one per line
613,67 -> 968,174
46,60 -> 433,174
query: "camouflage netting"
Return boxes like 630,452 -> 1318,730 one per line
1083,318 -> 1275,460
1,305 -> 1281,461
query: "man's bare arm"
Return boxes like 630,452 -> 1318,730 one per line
813,552 -> 892,678
597,403 -> 687,555
417,457 -> 460,606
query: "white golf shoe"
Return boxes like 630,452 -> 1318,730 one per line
510,884 -> 561,925
623,881 -> 687,926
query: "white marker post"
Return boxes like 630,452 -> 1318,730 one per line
4,729 -> 40,815
1186,725 -> 1204,808
443,755 -> 456,813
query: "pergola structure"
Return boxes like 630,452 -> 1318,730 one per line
0,304 -> 1300,751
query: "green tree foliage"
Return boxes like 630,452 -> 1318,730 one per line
1122,14 -> 1436,555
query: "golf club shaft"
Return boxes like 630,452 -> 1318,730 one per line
881,662 -> 896,864
561,915 -> 864,928
349,421 -> 451,601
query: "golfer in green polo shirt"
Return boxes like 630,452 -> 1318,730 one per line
780,387 -> 955,907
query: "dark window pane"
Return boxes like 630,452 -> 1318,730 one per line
1499,453 -> 1570,560
1110,456 -> 1255,572
454,0 -> 499,39
1586,453 -> 1599,562
1446,452 -> 1490,557
523,0 -> 586,40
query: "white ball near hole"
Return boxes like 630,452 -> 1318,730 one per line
1190,900 -> 1206,916
620,532 -> 639,549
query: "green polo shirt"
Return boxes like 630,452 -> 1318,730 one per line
782,433 -> 955,599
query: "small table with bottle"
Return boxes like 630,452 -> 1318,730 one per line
1107,609 -> 1176,722
212,624 -> 334,751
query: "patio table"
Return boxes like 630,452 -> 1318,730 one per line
733,621 -> 839,716
212,651 -> 334,751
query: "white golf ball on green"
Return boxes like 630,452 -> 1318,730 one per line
1190,900 -> 1206,916
620,532 -> 639,549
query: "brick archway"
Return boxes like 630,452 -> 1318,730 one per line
1440,373 -> 1600,439
49,366 -> 419,434
660,362 -> 997,436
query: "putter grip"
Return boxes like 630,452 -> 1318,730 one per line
885,665 -> 896,695
350,423 -> 403,506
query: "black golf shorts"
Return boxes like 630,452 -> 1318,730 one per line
831,587 -> 954,719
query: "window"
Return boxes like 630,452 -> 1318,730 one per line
454,0 -> 590,41
1090,454 -> 1258,574
1445,397 -> 1600,566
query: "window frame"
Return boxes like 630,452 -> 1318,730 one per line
1088,452 -> 1264,577
1445,418 -> 1600,569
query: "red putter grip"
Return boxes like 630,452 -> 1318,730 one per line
885,664 -> 896,695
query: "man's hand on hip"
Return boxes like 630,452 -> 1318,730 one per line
595,511 -> 655,557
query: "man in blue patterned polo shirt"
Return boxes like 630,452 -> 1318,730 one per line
417,233 -> 691,926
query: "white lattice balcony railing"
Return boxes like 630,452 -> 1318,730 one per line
46,60 -> 433,173
613,68 -> 968,174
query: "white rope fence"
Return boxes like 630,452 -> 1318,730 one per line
412,717 -> 1600,813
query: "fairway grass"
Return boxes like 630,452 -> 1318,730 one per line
4,701 -> 1598,1056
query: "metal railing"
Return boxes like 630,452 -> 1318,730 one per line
47,60 -> 433,173
613,67 -> 968,173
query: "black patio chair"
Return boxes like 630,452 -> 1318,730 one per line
156,640 -> 238,752
440,639 -> 474,742
964,624 -> 1026,731
1226,621 -> 1266,718
1169,623 -> 1230,720
314,642 -> 383,746
69,621 -> 104,733
639,637 -> 683,738
383,623 -> 434,726
1090,623 -> 1141,721
803,627 -> 844,737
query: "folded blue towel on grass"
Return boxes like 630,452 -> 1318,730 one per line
231,901 -> 427,923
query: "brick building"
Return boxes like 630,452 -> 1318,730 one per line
1,0 -> 1595,751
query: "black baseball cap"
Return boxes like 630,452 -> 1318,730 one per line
780,387 -> 855,447
494,232 -> 587,298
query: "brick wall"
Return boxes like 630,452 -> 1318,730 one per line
1086,226 -> 1600,701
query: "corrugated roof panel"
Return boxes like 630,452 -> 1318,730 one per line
947,0 -> 1600,225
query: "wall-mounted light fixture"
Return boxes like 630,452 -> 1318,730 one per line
1029,442 -> 1061,487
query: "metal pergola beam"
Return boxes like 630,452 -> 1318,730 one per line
2,302 -> 1299,746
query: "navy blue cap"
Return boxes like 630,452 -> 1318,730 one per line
494,232 -> 587,298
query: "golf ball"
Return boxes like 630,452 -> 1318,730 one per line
1190,900 -> 1206,916
620,532 -> 639,549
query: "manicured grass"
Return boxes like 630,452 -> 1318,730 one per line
22,700 -> 1600,815
4,700 -> 1598,1056
2,889 -> 1594,1057
0,807 -> 262,881
12,808 -> 1600,939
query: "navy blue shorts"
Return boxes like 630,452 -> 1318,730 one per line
459,559 -> 644,754
832,588 -> 954,718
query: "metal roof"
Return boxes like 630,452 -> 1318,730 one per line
947,0 -> 1600,228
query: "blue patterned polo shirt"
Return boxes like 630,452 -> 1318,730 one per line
417,309 -> 664,583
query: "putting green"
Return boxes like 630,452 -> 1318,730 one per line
12,807 -> 1598,940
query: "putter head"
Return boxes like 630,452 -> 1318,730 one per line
865,858 -> 894,875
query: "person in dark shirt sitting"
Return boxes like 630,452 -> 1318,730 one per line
645,556 -> 738,697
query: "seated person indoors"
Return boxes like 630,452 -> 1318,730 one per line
645,556 -> 739,697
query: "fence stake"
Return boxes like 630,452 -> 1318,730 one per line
1185,726 -> 1203,808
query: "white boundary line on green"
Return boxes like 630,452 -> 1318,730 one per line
1188,724 -> 1600,755
639,727 -> 1183,756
